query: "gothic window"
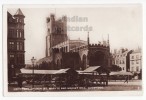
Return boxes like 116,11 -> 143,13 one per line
132,56 -> 134,59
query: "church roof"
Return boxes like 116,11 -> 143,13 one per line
36,56 -> 52,64
14,8 -> 24,16
110,71 -> 133,76
51,39 -> 87,50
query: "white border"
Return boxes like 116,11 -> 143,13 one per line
1,0 -> 146,99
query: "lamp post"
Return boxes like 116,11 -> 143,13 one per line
31,57 -> 36,88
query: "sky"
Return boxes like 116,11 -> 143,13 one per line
7,4 -> 142,64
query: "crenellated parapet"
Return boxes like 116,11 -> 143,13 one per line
89,43 -> 109,48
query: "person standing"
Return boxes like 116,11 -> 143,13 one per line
124,76 -> 129,83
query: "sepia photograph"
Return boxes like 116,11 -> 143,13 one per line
3,4 -> 143,96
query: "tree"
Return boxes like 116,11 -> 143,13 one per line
109,65 -> 122,72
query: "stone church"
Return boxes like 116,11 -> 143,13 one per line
38,14 -> 111,70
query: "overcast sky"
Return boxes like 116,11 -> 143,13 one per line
7,5 -> 142,64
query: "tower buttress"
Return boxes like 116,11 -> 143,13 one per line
62,15 -> 67,34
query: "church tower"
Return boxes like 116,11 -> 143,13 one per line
46,14 -> 68,57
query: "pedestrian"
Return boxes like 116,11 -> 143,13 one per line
124,76 -> 128,83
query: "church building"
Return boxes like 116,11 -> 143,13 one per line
38,14 -> 111,70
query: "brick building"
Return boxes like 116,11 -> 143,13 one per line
7,8 -> 25,79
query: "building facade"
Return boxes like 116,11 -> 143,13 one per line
130,49 -> 142,73
42,14 -> 111,70
7,8 -> 25,78
114,48 -> 132,72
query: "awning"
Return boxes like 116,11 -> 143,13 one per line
83,66 -> 100,73
110,71 -> 133,76
54,68 -> 70,74
20,68 -> 57,75
20,68 -> 78,75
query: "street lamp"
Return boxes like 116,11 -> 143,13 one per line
31,57 -> 36,88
